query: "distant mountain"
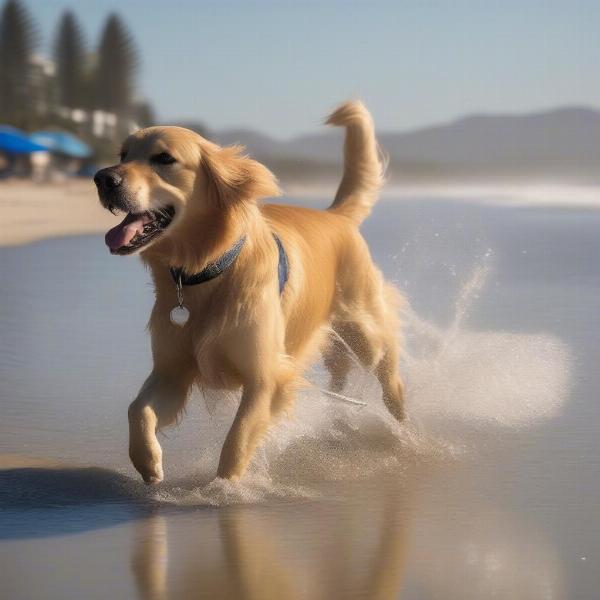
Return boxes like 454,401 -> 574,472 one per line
379,107 -> 600,171
202,106 -> 600,180
210,128 -> 284,158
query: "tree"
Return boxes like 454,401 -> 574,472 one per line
0,0 -> 38,127
54,11 -> 86,110
94,13 -> 138,115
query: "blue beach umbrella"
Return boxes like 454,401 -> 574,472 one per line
30,130 -> 92,159
0,126 -> 49,154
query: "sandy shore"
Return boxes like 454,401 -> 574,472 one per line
2,178 -> 600,248
0,179 -> 119,247
0,453 -> 65,469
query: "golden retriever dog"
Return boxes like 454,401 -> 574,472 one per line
94,100 -> 404,484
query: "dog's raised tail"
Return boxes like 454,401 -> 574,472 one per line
326,100 -> 385,225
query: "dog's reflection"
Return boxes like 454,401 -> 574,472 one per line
130,486 -> 409,600
131,514 -> 169,600
130,471 -> 566,600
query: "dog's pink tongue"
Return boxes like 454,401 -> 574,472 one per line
105,212 -> 152,250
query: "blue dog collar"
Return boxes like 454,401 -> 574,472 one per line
170,233 -> 288,294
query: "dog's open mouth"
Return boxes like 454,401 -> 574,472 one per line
105,207 -> 175,255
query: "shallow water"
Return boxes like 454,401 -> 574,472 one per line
0,197 -> 598,599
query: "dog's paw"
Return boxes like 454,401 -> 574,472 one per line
142,471 -> 164,485
130,442 -> 164,484
136,460 -> 164,484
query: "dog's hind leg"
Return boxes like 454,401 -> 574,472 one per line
322,333 -> 353,393
374,336 -> 405,422
128,368 -> 194,484
331,319 -> 405,422
374,284 -> 406,422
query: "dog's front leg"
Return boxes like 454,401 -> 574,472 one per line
217,379 -> 276,480
128,370 -> 191,484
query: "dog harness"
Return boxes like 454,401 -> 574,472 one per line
169,233 -> 288,293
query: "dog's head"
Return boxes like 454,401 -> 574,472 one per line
95,126 -> 280,256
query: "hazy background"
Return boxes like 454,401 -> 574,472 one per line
3,0 -> 600,184
26,0 -> 600,136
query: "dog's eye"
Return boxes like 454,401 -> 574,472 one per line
151,152 -> 176,165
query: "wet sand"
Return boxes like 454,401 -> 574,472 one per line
0,191 -> 598,599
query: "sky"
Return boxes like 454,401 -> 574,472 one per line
21,0 -> 600,138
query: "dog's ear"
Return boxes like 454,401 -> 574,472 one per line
201,143 -> 281,207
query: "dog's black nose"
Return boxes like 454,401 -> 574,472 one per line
94,168 -> 122,190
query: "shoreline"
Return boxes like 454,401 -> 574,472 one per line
0,179 -> 119,247
2,178 -> 599,248
288,179 -> 600,208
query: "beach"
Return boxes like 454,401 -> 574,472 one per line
0,179 -> 119,247
0,184 -> 598,598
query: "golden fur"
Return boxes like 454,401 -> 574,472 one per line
100,100 -> 405,483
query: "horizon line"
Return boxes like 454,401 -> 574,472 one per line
165,103 -> 600,141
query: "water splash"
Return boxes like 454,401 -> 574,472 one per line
404,263 -> 572,428
149,258 -> 572,505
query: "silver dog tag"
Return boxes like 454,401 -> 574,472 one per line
170,305 -> 190,327
170,273 -> 189,326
